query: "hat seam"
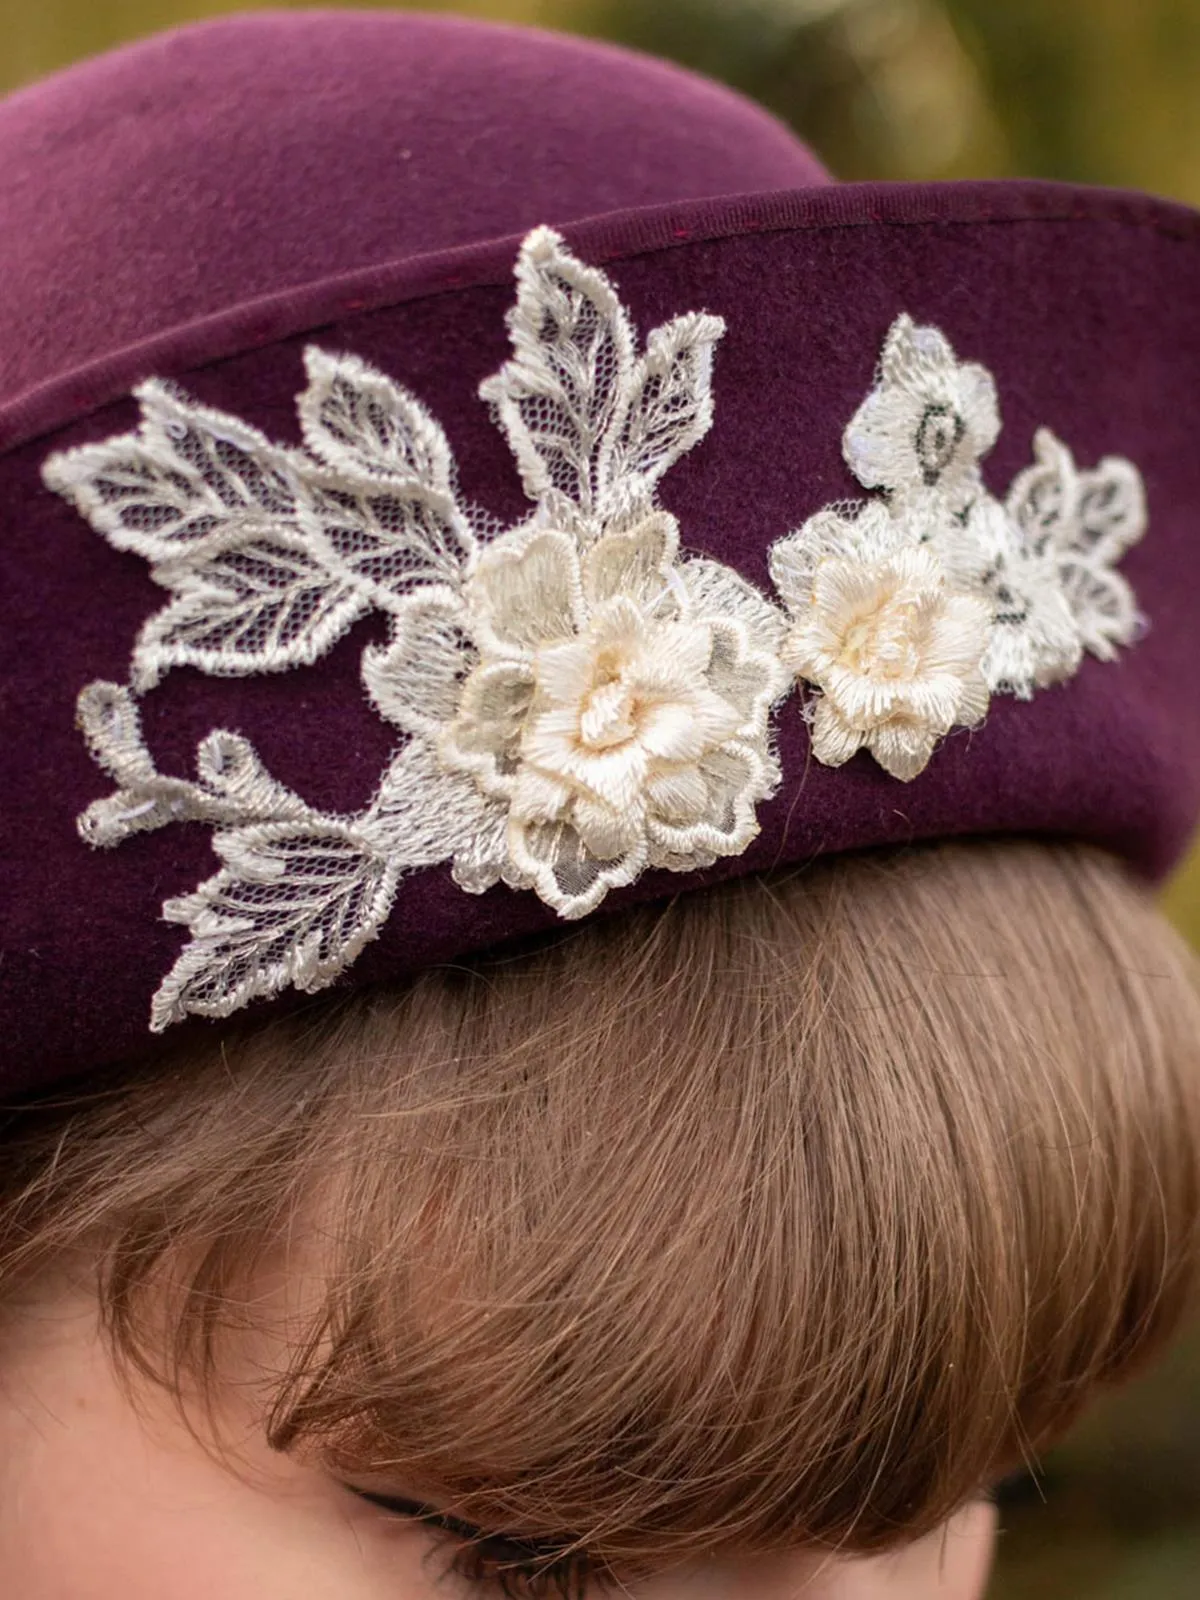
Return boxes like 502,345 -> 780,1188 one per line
3,178 -> 1197,457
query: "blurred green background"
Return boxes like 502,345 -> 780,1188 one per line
4,3 -> 1200,1594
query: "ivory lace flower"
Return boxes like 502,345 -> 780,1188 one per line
843,314 -> 1000,517
771,503 -> 991,781
428,510 -> 786,910
509,594 -> 743,861
455,526 -> 754,846
830,314 -> 1148,703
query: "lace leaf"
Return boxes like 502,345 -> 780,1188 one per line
46,382 -> 478,693
1060,564 -> 1142,662
1006,429 -> 1078,557
43,382 -> 311,561
299,347 -> 457,490
76,681 -> 162,788
305,474 -> 476,602
1072,456 -> 1147,566
152,821 -> 399,1030
1062,455 -> 1147,658
1007,428 -> 1146,663
479,226 -> 636,530
76,678 -> 226,846
1004,428 -> 1144,565
132,527 -> 369,690
192,730 -> 313,818
598,312 -> 726,521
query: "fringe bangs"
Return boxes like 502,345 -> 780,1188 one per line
3,840 -> 1200,1573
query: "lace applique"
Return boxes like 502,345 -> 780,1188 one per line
769,313 -> 1147,772
45,237 -> 1148,1031
45,228 -> 789,1028
769,502 -> 992,782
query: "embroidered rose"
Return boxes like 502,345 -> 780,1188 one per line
436,512 -> 787,912
511,598 -> 743,854
770,503 -> 991,781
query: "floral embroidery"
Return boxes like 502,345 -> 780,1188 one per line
438,513 -> 778,901
46,228 -> 788,1028
1004,427 -> 1147,671
833,313 -> 1146,703
843,314 -> 1000,520
45,231 -> 1148,1031
769,503 -> 991,782
767,313 -> 1148,778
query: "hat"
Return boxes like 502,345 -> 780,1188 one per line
3,10 -> 1199,1096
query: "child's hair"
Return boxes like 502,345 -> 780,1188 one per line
2,836 -> 1199,1572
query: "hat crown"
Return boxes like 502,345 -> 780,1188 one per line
0,10 -> 828,409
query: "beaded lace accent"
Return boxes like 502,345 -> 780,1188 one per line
44,231 -> 1146,1028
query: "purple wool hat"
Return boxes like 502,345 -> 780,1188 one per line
3,9 -> 1200,1098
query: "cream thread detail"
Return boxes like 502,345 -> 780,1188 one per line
46,228 -> 789,1027
769,503 -> 992,782
45,246 -> 1148,1031
770,313 -> 1147,772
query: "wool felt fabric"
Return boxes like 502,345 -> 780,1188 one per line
0,9 -> 827,424
2,12 -> 1200,1097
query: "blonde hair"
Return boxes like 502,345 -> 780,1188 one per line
2,837 -> 1200,1573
